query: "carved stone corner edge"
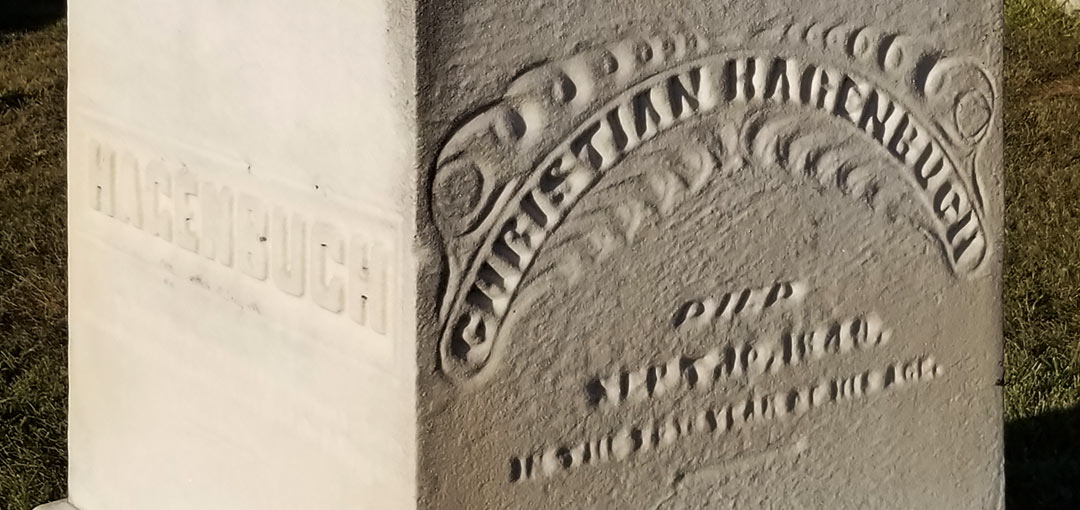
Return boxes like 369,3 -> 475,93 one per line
33,500 -> 79,510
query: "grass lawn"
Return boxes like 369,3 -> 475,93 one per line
1002,0 -> 1080,507
0,17 -> 68,510
1,1 -> 1079,509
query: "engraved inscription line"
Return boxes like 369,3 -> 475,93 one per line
512,356 -> 943,482
674,281 -> 808,330
88,139 -> 391,334
587,313 -> 892,409
435,41 -> 990,384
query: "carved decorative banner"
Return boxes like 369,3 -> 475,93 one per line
430,24 -> 995,387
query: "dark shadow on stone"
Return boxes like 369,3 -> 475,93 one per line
1006,404 -> 1080,509
0,0 -> 65,36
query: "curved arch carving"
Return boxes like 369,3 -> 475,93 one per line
430,26 -> 996,387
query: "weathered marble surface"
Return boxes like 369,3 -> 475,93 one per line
416,1 -> 1003,509
52,1 -> 1002,509
62,1 -> 417,509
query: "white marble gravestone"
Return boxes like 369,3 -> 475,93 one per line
51,1 -> 1002,509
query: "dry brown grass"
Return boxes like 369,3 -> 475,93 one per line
0,19 -> 68,510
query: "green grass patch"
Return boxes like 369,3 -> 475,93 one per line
1003,0 -> 1080,507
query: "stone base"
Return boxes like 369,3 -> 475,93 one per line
34,501 -> 78,510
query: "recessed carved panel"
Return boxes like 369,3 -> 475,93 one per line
420,13 -> 1001,510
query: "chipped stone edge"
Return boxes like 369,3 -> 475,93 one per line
34,500 -> 79,510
